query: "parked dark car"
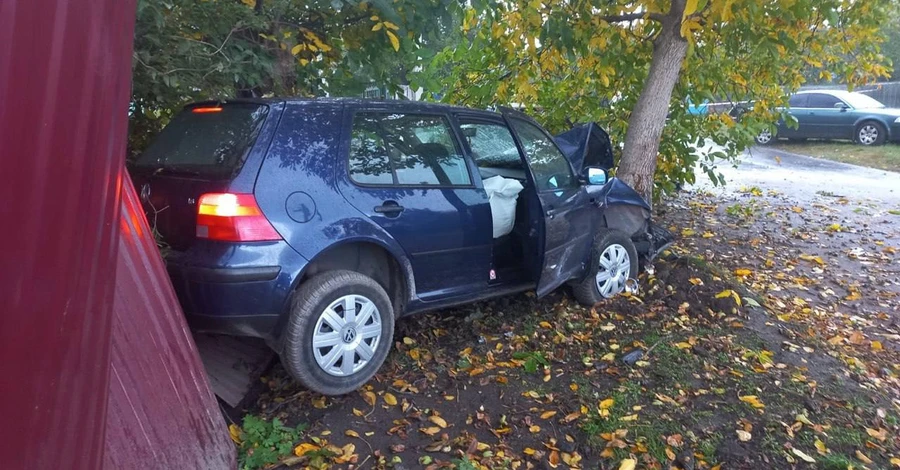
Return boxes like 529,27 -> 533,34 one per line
756,90 -> 900,146
129,99 -> 673,395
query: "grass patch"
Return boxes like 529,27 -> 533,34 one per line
696,432 -> 723,463
828,426 -> 866,448
819,453 -> 856,470
771,140 -> 900,172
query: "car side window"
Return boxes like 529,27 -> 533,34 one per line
458,121 -> 524,170
349,113 -> 471,186
807,93 -> 842,108
509,118 -> 576,191
788,94 -> 808,108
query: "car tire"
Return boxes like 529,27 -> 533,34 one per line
856,121 -> 886,146
755,128 -> 774,145
572,230 -> 639,307
281,270 -> 395,396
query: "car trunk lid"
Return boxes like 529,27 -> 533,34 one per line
129,103 -> 271,251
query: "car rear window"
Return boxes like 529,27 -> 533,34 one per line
133,104 -> 269,179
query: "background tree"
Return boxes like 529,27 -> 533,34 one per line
130,0 -> 458,155
420,0 -> 893,202
882,14 -> 900,81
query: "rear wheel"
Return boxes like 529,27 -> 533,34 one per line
856,121 -> 886,146
281,270 -> 394,395
573,230 -> 639,306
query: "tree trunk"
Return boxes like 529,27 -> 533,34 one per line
616,0 -> 690,206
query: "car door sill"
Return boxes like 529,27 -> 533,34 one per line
405,282 -> 535,316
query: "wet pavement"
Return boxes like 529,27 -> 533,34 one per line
691,144 -> 900,205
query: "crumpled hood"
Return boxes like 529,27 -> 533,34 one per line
554,122 -> 615,172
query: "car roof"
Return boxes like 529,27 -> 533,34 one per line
793,89 -> 858,100
187,97 -> 503,118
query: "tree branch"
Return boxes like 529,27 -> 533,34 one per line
601,12 -> 664,23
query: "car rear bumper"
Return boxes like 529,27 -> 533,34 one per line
184,312 -> 282,339
164,240 -> 308,340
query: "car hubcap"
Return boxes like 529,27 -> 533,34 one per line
312,295 -> 382,377
859,125 -> 878,145
596,244 -> 631,298
756,129 -> 772,144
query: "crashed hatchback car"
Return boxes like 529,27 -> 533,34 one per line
130,99 -> 673,395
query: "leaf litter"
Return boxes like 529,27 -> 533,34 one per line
228,188 -> 899,469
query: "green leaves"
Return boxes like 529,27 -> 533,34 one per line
236,415 -> 306,470
130,0 -> 453,155
420,0 -> 893,198
512,351 -> 549,373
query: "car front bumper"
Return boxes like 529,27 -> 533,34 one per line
889,123 -> 900,142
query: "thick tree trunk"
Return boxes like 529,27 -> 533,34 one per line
616,0 -> 689,205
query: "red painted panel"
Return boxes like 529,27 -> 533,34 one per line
0,0 -> 135,468
103,177 -> 236,469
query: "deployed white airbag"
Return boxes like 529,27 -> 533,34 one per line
483,175 -> 524,238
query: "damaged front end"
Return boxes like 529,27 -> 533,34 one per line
592,177 -> 675,269
556,122 -> 675,272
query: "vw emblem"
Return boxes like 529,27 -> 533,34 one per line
139,183 -> 151,203
342,326 -> 357,343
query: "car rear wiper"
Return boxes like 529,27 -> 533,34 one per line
153,167 -> 201,177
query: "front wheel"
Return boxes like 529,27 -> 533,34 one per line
856,121 -> 886,146
573,230 -> 639,306
755,128 -> 774,145
281,270 -> 395,395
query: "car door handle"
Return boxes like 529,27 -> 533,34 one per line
374,202 -> 404,215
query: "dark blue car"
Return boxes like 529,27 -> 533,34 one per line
130,99 -> 673,395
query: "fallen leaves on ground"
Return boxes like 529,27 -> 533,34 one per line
234,188 -> 900,470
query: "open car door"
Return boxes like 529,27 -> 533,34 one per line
501,109 -> 595,297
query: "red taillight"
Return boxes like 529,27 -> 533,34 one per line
192,106 -> 223,114
196,193 -> 281,241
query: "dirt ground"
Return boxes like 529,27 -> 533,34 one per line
232,187 -> 900,470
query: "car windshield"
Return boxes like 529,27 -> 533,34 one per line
843,93 -> 885,109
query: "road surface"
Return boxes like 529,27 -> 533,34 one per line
690,144 -> 900,206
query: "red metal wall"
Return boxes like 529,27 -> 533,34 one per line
0,1 -> 135,468
1,1 -> 235,468
104,177 -> 236,469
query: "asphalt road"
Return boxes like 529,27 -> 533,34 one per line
690,144 -> 900,206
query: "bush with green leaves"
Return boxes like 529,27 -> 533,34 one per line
236,415 -> 306,470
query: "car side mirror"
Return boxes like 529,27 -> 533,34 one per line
834,102 -> 849,111
584,167 -> 607,186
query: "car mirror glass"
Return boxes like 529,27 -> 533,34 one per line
585,167 -> 607,185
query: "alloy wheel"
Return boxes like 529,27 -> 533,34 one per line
756,129 -> 772,145
595,243 -> 631,298
312,295 -> 382,377
858,125 -> 879,145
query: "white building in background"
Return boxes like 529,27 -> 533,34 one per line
363,84 -> 423,101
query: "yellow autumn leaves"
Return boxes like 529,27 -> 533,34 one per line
370,16 -> 401,51
738,395 -> 765,409
293,441 -> 357,464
